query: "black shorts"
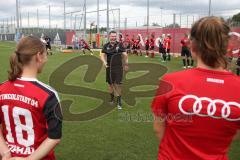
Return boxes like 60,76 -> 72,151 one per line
150,46 -> 154,50
133,46 -> 140,50
166,48 -> 170,54
46,44 -> 51,50
106,66 -> 123,84
181,47 -> 190,57
161,48 -> 166,54
145,45 -> 149,51
159,47 -> 165,53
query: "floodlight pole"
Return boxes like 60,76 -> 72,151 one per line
147,0 -> 149,35
107,0 -> 109,34
37,9 -> 39,32
16,0 -> 19,33
11,16 -> 13,29
84,0 -> 87,39
160,7 -> 163,27
28,12 -> 29,28
70,13 -> 73,30
118,8 -> 120,34
74,15 -> 77,31
64,0 -> 66,30
208,0 -> 212,16
124,18 -> 127,33
19,4 -> 22,32
49,5 -> 51,29
97,0 -> 100,34
179,13 -> 181,28
14,16 -> 16,29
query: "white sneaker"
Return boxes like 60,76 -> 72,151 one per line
183,66 -> 187,69
188,66 -> 192,68
162,60 -> 166,62
117,105 -> 122,110
145,55 -> 148,58
91,53 -> 93,55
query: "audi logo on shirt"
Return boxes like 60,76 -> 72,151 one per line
178,95 -> 240,121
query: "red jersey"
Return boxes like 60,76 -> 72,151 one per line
164,37 -> 171,49
133,39 -> 140,47
152,68 -> 240,160
149,38 -> 155,47
125,37 -> 130,43
145,39 -> 149,46
180,37 -> 189,47
131,38 -> 135,47
0,77 -> 62,160
82,41 -> 90,49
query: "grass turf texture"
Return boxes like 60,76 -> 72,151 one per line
0,41 -> 239,160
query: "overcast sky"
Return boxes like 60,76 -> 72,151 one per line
0,0 -> 239,29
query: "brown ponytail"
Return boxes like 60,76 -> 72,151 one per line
190,16 -> 230,69
8,36 -> 45,81
8,52 -> 23,81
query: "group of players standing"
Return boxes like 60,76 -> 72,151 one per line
118,32 -> 240,75
119,32 -> 195,69
119,33 -> 172,61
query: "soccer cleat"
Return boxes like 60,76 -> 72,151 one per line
183,66 -> 187,69
145,55 -> 148,58
117,96 -> 122,110
91,53 -> 93,55
117,104 -> 122,110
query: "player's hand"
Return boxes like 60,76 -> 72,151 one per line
1,151 -> 11,160
103,62 -> 109,68
124,64 -> 129,72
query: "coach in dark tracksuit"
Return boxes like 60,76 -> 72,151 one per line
100,30 -> 128,110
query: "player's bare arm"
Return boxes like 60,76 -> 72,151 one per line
122,52 -> 128,71
14,138 -> 61,160
153,116 -> 166,142
100,52 -> 108,68
0,126 -> 11,160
